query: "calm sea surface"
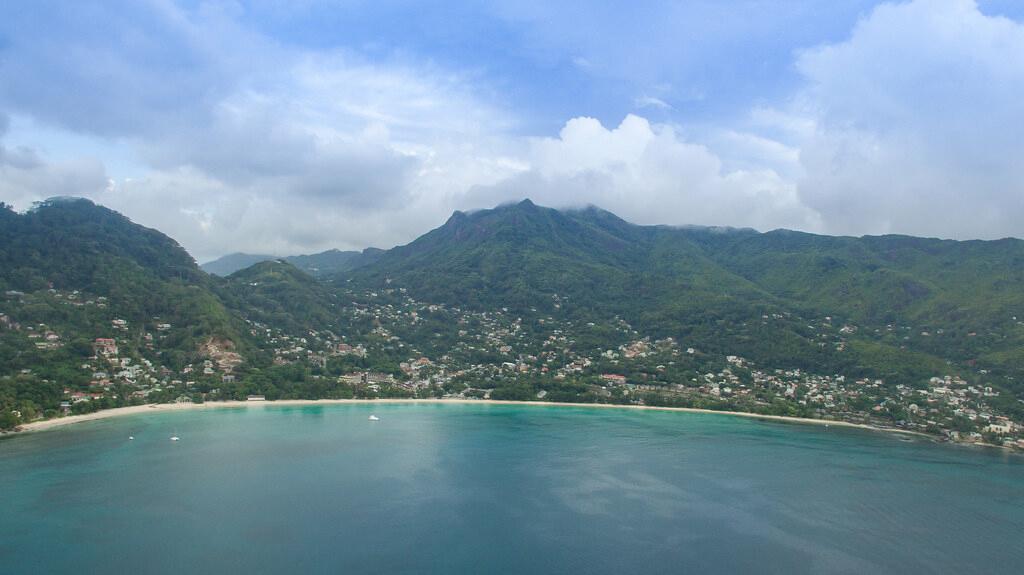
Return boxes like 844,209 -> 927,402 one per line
1,403 -> 1022,574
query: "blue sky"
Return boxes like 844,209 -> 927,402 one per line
2,0 -> 1024,260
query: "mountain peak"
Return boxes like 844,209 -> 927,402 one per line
31,195 -> 95,209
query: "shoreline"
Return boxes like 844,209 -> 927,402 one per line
10,398 -> 935,440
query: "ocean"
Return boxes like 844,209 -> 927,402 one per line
1,403 -> 1022,574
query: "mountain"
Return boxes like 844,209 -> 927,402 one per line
285,248 -> 384,277
0,198 -> 242,357
202,248 -> 384,277
675,227 -> 1024,370
200,253 -> 276,276
0,198 -> 366,426
3,197 -> 1023,439
341,199 -> 1024,389
0,199 -> 252,425
1,197 -> 202,289
342,199 -> 757,310
215,260 -> 340,335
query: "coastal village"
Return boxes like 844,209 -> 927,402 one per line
2,285 -> 1023,449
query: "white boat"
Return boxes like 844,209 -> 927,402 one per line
170,435 -> 180,441
129,436 -> 134,440
368,415 -> 380,421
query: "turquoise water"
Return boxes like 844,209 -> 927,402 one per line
1,404 -> 1022,574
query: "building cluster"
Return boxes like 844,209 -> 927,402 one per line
319,287 -> 1024,448
5,285 -> 1023,449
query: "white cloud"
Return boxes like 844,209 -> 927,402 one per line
634,96 -> 673,111
0,1 -> 520,259
465,115 -> 820,233
790,0 -> 1024,239
4,0 -> 1024,261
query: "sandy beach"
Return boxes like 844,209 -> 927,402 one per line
11,398 -> 930,439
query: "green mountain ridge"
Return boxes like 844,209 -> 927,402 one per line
2,197 -> 1023,437
202,248 -> 384,277
0,198 -> 243,355
340,200 -> 1023,380
217,260 -> 340,336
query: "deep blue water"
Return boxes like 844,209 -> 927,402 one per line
1,403 -> 1022,574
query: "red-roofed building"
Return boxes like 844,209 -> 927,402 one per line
93,338 -> 118,356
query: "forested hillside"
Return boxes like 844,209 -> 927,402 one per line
2,198 -> 1022,445
341,200 -> 1024,391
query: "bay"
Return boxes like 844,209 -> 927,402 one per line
1,403 -> 1022,574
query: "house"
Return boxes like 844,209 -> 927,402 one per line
69,391 -> 104,403
601,374 -> 627,385
246,395 -> 266,401
94,338 -> 118,356
340,373 -> 365,386
986,421 -> 1016,435
366,372 -> 395,384
336,343 -> 367,357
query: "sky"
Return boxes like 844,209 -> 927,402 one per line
2,0 -> 1024,261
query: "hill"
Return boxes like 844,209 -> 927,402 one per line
200,253 -> 276,276
202,248 -> 383,277
0,198 -> 242,355
2,197 -> 1022,443
285,248 -> 384,277
0,199 -> 253,426
677,227 -> 1024,374
341,200 -> 1024,396
215,260 -> 340,335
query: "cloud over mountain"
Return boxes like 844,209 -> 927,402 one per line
2,0 -> 1023,258
465,115 -> 817,233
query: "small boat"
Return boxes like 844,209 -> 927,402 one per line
368,415 -> 380,421
129,436 -> 134,440
170,436 -> 180,441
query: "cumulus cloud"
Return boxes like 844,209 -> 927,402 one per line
0,1 -> 518,259
464,115 -> 819,232
474,0 -> 1024,242
791,0 -> 1024,239
3,0 -> 1024,260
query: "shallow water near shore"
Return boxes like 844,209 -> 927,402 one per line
2,403 -> 1022,574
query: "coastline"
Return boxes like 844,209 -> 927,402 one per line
11,398 -> 933,440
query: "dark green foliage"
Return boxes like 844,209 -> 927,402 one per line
215,261 -> 338,334
0,198 -> 253,427
341,199 -> 1024,394
4,197 -> 1024,431
0,197 -> 242,350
